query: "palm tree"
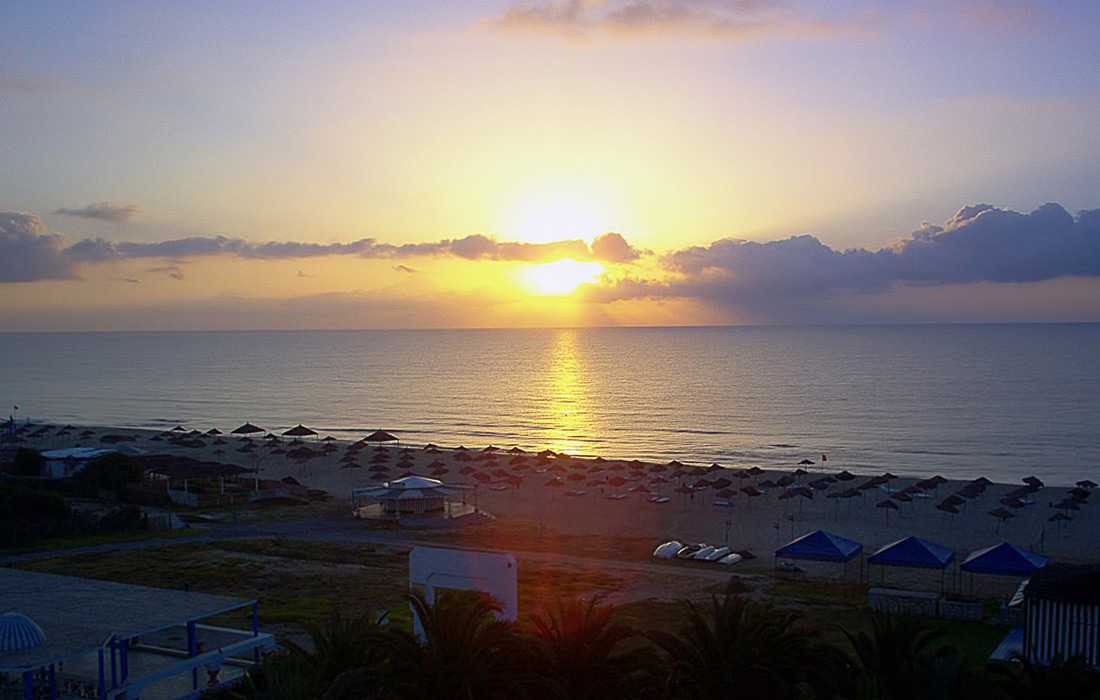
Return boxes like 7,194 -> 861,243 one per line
281,610 -> 392,686
388,590 -> 527,700
527,597 -> 659,700
989,652 -> 1100,700
650,593 -> 846,700
204,610 -> 392,700
843,613 -> 969,700
202,651 -> 320,700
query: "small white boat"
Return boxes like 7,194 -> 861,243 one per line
653,540 -> 683,558
693,545 -> 717,560
717,553 -> 743,565
606,493 -> 628,500
676,544 -> 706,559
705,546 -> 731,561
564,489 -> 586,497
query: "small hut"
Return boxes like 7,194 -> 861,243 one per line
352,476 -> 471,518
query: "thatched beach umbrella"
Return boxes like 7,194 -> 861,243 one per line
876,498 -> 899,523
544,476 -> 564,499
916,476 -> 942,491
283,424 -> 318,439
362,430 -> 396,448
988,507 -> 1014,532
856,478 -> 879,491
232,422 -> 264,436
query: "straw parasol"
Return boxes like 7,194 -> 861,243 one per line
283,424 -> 318,438
365,430 -> 398,446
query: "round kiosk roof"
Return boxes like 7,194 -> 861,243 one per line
0,612 -> 46,652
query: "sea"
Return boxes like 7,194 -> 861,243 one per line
2,324 -> 1098,486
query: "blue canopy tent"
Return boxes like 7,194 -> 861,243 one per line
775,529 -> 863,582
776,529 -> 863,562
868,535 -> 956,591
960,542 -> 1048,597
961,542 -> 1048,576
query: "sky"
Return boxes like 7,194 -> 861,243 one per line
2,0 -> 1100,330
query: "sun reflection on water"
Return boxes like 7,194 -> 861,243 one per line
541,330 -> 595,456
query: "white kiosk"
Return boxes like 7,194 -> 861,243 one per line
408,546 -> 517,639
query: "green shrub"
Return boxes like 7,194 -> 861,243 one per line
76,453 -> 144,491
0,482 -> 69,521
4,448 -> 45,476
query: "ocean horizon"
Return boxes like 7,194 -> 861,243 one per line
3,322 -> 1098,486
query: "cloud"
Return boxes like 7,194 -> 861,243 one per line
488,0 -> 882,42
592,203 -> 1100,321
954,2 -> 1051,36
0,216 -> 643,284
55,202 -> 140,223
146,265 -> 185,280
591,231 -> 644,262
61,232 -> 623,264
393,265 -> 419,274
0,211 -> 77,282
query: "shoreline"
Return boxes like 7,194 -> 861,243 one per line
7,422 -> 1097,573
6,416 -> 1092,489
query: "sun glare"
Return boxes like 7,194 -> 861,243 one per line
522,260 -> 604,296
497,181 -> 620,243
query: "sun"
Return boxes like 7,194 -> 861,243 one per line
521,259 -> 605,296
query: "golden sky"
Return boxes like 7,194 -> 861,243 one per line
3,2 -> 1100,330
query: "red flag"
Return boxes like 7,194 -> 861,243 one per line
821,454 -> 827,462
12,406 -> 17,411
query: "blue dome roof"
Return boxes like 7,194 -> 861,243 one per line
0,611 -> 46,652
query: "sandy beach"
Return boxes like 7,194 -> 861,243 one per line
14,423 -> 1096,577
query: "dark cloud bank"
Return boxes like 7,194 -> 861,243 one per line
4,203 -> 1100,321
586,203 -> 1100,320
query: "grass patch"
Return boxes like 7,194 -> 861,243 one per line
15,539 -> 411,628
941,620 -> 1012,663
208,538 -> 402,565
766,579 -> 867,606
